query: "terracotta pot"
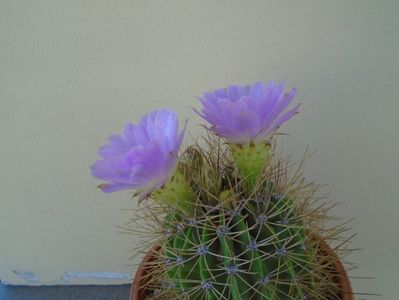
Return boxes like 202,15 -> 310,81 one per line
131,245 -> 161,300
130,239 -> 354,300
317,238 -> 354,300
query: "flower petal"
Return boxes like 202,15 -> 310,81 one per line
91,109 -> 184,194
197,81 -> 299,144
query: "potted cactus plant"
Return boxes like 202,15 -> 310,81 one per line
91,81 -> 354,299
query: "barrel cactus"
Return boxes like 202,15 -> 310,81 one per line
91,82 -> 351,299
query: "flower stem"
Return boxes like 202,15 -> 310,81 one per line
151,171 -> 195,216
231,142 -> 270,192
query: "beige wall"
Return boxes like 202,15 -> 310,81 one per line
1,0 -> 398,297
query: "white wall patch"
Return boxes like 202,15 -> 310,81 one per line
13,271 -> 39,283
62,272 -> 132,281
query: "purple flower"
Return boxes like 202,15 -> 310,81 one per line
197,81 -> 299,144
91,109 -> 185,196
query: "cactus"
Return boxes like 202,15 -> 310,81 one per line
91,83 -> 351,300
138,137 -> 344,300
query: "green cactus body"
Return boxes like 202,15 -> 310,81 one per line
142,139 -> 345,300
161,191 -> 315,300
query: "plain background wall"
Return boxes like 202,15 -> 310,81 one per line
1,0 -> 398,297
